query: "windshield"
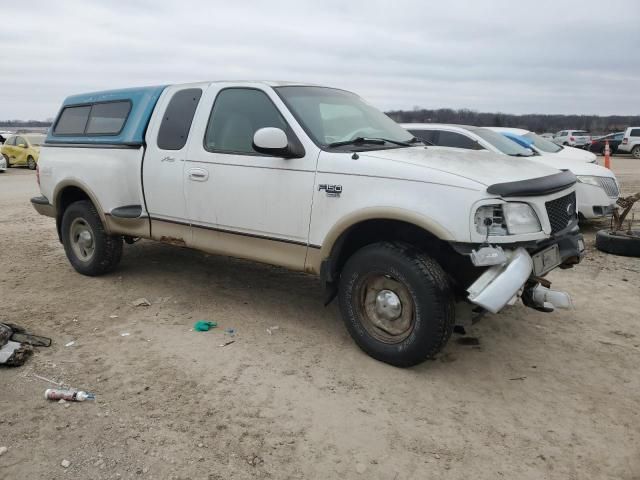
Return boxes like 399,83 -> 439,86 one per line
469,127 -> 533,156
523,132 -> 562,153
275,86 -> 413,149
24,134 -> 45,146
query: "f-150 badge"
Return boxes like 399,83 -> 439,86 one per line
318,184 -> 342,197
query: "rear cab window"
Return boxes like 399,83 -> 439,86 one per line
157,88 -> 203,150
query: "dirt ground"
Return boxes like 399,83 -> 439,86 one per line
1,156 -> 639,480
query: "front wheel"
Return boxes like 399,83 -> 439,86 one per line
338,242 -> 455,367
61,200 -> 123,276
27,156 -> 36,170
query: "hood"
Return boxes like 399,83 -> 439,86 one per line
361,146 -> 562,187
532,155 -> 615,178
546,145 -> 596,163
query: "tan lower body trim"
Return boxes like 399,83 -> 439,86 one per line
150,219 -> 309,272
105,215 -> 151,238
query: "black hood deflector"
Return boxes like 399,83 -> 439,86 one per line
487,170 -> 577,197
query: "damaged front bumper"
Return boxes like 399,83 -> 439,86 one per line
465,227 -> 584,314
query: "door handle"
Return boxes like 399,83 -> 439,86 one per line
187,167 -> 209,182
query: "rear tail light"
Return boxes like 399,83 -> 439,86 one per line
570,136 -> 575,141
591,140 -> 596,144
622,138 -> 628,144
36,163 -> 40,186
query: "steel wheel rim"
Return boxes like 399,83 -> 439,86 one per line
357,273 -> 415,344
70,218 -> 95,262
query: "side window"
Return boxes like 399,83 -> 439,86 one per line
6,136 -> 16,146
437,131 -> 478,149
157,89 -> 203,150
16,136 -> 27,146
409,129 -> 437,144
85,101 -> 131,135
204,88 -> 288,155
630,129 -> 640,137
54,105 -> 91,135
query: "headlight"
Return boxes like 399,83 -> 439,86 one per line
475,203 -> 541,236
577,175 -> 600,186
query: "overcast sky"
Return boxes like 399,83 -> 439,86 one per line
1,0 -> 639,119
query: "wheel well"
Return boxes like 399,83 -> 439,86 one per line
55,186 -> 92,241
323,219 -> 477,298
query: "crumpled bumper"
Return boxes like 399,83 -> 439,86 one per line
467,247 -> 533,314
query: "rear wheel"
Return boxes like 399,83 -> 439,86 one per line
338,242 -> 455,367
61,200 -> 123,276
3,154 -> 10,167
27,156 -> 36,170
632,146 -> 640,159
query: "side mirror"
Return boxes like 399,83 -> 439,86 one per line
253,127 -> 290,157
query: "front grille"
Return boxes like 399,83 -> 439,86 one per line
545,192 -> 577,234
596,177 -> 619,198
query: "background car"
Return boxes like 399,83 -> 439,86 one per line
488,127 -> 596,163
404,123 -> 618,220
589,132 -> 624,154
552,130 -> 591,147
1,134 -> 43,169
618,127 -> 640,158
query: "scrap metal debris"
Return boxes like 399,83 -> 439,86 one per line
132,298 -> 151,307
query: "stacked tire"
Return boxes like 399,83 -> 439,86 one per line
595,230 -> 640,257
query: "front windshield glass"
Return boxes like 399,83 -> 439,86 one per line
275,86 -> 414,149
25,134 -> 45,146
523,132 -> 562,153
469,127 -> 533,156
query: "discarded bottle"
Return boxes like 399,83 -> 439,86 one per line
44,388 -> 95,402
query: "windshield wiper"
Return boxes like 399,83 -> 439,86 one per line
328,137 -> 413,148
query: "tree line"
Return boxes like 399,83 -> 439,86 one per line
0,120 -> 52,128
386,108 -> 640,135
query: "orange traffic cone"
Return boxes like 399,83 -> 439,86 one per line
604,139 -> 611,169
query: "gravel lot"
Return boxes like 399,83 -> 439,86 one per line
1,157 -> 639,479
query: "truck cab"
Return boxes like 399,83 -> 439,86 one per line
32,81 -> 584,367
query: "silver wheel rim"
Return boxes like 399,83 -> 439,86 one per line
358,273 -> 415,343
28,158 -> 35,169
70,218 -> 95,262
634,148 -> 640,159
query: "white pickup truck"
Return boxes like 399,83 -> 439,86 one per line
32,81 -> 584,366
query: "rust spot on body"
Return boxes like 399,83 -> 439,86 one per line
159,236 -> 186,247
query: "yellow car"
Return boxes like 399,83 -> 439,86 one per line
1,134 -> 43,170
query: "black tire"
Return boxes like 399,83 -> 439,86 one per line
27,156 -> 36,170
563,142 -> 569,146
3,154 -> 10,167
338,242 -> 455,367
595,229 -> 640,257
632,146 -> 640,159
61,200 -> 123,276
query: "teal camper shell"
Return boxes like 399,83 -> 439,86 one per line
46,86 -> 167,146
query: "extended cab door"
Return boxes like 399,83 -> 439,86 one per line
143,84 -> 206,244
183,84 -> 318,270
